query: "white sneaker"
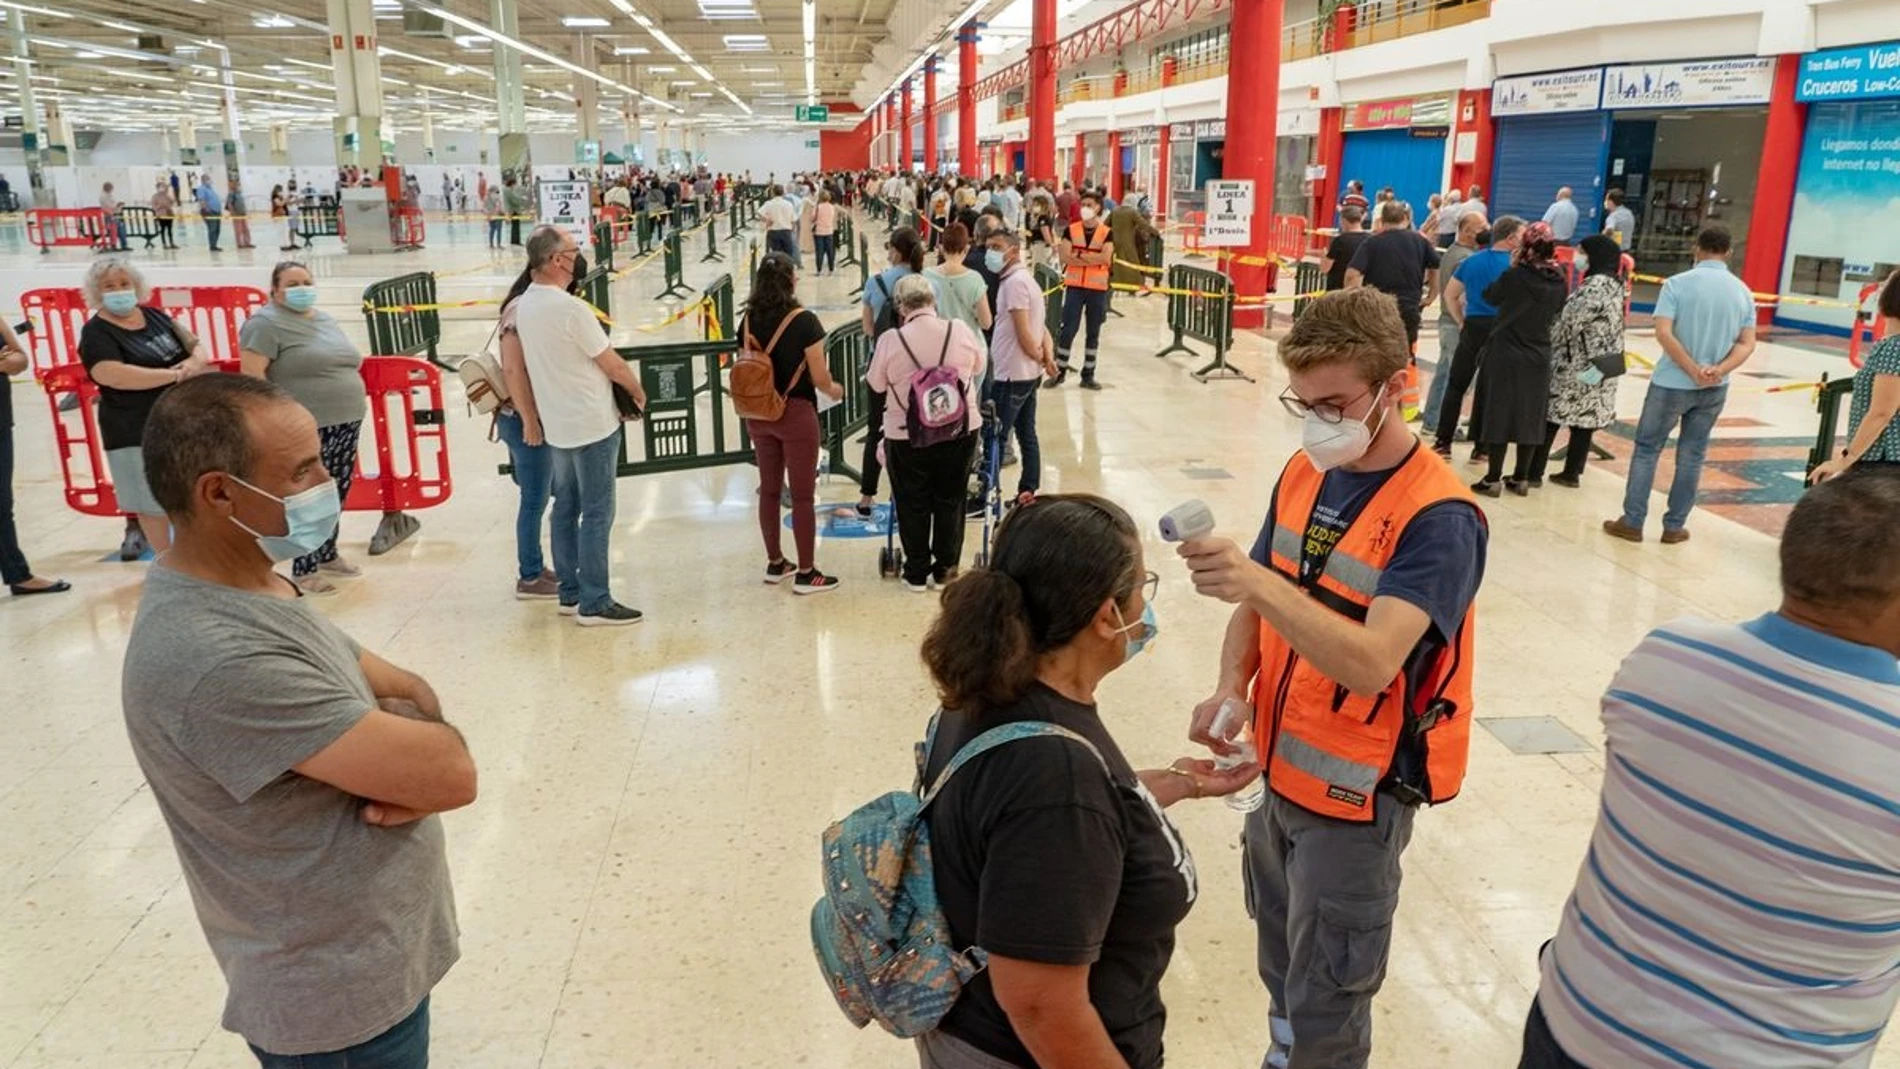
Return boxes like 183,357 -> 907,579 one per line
318,557 -> 362,578
295,574 -> 339,597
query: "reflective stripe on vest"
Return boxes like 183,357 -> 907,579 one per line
1064,221 -> 1110,290
1254,446 -> 1482,822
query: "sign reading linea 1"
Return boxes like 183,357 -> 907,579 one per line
1798,41 -> 1900,102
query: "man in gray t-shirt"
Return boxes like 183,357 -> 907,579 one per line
121,373 -> 475,1064
1424,210 -> 1487,438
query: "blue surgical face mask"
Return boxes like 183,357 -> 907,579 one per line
984,248 -> 1006,273
1113,601 -> 1159,663
282,285 -> 318,312
229,476 -> 341,563
102,290 -> 139,316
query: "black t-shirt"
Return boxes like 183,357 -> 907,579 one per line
1348,229 -> 1441,319
923,684 -> 1197,1069
963,246 -> 1003,321
79,307 -> 188,450
1324,230 -> 1370,291
739,306 -> 826,404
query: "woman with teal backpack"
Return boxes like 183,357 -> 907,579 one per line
914,495 -> 1258,1069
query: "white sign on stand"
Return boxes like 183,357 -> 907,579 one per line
1202,178 -> 1255,248
536,180 -> 592,244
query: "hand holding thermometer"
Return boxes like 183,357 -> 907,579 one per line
1158,499 -> 1215,543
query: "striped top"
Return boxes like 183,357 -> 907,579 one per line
1540,613 -> 1900,1069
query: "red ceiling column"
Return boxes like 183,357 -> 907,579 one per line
1742,54 -> 1807,325
958,22 -> 978,179
1448,88 -> 1492,208
1223,0 -> 1282,328
1071,132 -> 1085,188
901,77 -> 914,171
1107,130 -> 1123,201
924,58 -> 939,173
1028,0 -> 1056,183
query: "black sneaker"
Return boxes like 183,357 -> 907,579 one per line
1431,443 -> 1453,460
1470,480 -> 1503,498
764,560 -> 796,585
1079,376 -> 1102,391
577,602 -> 644,627
1550,473 -> 1582,489
793,569 -> 840,595
1042,367 -> 1068,390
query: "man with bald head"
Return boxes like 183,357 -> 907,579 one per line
1424,210 -> 1489,440
1543,186 -> 1579,243
123,373 -> 473,1068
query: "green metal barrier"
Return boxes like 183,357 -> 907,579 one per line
836,213 -> 859,268
116,206 -> 162,249
747,240 -> 759,289
819,320 -> 873,484
701,210 -> 726,264
636,212 -> 656,256
296,206 -> 342,247
612,338 -> 755,477
593,220 -> 616,275
1036,263 -> 1064,342
660,229 -> 692,299
701,273 -> 734,341
1809,375 -> 1855,475
1292,257 -> 1327,320
851,234 -> 870,300
362,271 -> 447,369
579,264 -> 611,324
1154,264 -> 1252,383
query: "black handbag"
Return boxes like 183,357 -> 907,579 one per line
612,384 -> 643,420
1588,351 -> 1627,379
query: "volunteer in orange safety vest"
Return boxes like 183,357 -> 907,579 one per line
1045,190 -> 1114,391
1176,287 -> 1489,1069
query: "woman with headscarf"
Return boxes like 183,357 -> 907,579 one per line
1536,234 -> 1627,488
1469,221 -> 1568,497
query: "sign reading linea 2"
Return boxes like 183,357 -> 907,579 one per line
1493,68 -> 1603,115
1601,58 -> 1775,108
1798,41 -> 1900,102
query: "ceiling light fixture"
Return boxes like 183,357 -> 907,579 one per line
722,33 -> 767,51
0,0 -> 71,19
612,45 -> 649,54
801,0 -> 815,105
407,0 -> 678,111
561,15 -> 610,27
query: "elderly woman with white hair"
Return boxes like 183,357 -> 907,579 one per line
866,272 -> 987,591
78,257 -> 210,558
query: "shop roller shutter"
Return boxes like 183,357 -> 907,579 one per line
1339,128 -> 1448,222
1490,113 -> 1611,233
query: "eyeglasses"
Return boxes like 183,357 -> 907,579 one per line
1129,569 -> 1159,604
1279,385 -> 1372,425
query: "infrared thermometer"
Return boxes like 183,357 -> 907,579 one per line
1158,499 -> 1215,543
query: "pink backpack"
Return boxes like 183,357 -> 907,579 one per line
893,320 -> 969,448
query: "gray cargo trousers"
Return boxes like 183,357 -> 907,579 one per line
1244,790 -> 1416,1069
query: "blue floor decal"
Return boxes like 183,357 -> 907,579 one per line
792,503 -> 893,538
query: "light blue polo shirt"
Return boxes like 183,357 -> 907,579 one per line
1650,259 -> 1755,391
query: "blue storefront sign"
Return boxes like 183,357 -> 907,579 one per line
1796,41 -> 1900,102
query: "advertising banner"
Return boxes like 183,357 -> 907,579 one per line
1798,41 -> 1900,102
1492,68 -> 1604,116
1600,59 -> 1775,108
1778,100 -> 1900,331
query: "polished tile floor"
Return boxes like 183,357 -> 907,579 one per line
0,214 -> 1880,1068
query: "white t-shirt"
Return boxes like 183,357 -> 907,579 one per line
512,283 -> 618,449
760,197 -> 797,232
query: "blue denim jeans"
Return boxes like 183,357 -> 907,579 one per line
1422,317 -> 1458,436
250,997 -> 428,1068
204,214 -> 223,250
548,430 -> 621,613
1621,383 -> 1728,533
992,379 -> 1042,496
487,219 -> 503,246
495,409 -> 553,581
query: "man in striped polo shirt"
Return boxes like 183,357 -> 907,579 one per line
1522,466 -> 1900,1068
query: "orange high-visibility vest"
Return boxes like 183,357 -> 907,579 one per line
1253,445 -> 1481,822
1064,221 -> 1110,291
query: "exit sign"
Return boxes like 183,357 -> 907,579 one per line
795,104 -> 829,122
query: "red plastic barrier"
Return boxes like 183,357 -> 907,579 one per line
20,288 -> 92,378
19,286 -> 266,376
25,208 -> 110,253
1849,282 -> 1887,369
345,357 -> 452,513
1267,214 -> 1311,262
39,361 -> 241,517
1182,210 -> 1206,257
393,206 -> 425,249
150,286 -> 268,365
